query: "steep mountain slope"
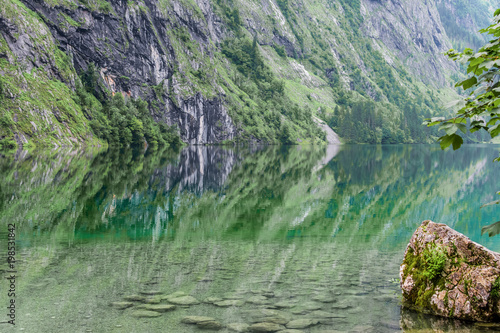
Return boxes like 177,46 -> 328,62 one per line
436,0 -> 498,50
0,0 -> 496,147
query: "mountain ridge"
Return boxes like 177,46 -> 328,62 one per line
0,0 -> 496,148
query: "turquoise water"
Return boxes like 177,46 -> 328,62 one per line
1,144 -> 500,332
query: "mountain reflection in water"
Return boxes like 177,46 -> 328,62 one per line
1,144 -> 500,332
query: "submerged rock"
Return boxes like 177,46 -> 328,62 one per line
144,296 -> 162,304
130,310 -> 162,318
248,322 -> 285,332
135,304 -> 176,312
123,295 -> 147,302
204,297 -> 223,304
285,319 -> 319,329
162,291 -> 186,300
214,299 -> 245,307
181,316 -> 223,330
227,323 -> 249,332
273,301 -> 296,309
181,316 -> 216,324
400,220 -> 500,322
312,294 -> 336,303
109,301 -> 133,310
168,295 -> 200,305
139,290 -> 163,296
198,320 -> 224,330
247,295 -> 269,305
245,309 -> 291,325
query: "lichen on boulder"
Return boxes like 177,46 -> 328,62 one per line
400,220 -> 500,322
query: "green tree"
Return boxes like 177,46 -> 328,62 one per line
426,9 -> 500,158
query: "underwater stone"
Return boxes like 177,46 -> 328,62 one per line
144,296 -> 162,304
204,297 -> 223,304
227,323 -> 249,332
308,310 -> 341,318
130,310 -> 162,318
135,304 -> 176,312
285,319 -> 319,329
168,296 -> 200,305
274,301 -> 296,309
214,299 -> 245,307
247,295 -> 269,305
123,295 -> 147,302
248,322 -> 285,332
401,220 -> 500,322
109,302 -> 133,310
312,294 -> 336,303
181,316 -> 223,329
197,320 -> 223,330
139,290 -> 163,295
181,316 -> 217,324
162,291 -> 186,300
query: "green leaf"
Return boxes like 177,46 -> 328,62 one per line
451,134 -> 463,150
468,57 -> 485,71
494,8 -> 500,16
456,77 -> 477,90
487,117 -> 500,126
452,117 -> 467,124
456,123 -> 467,134
489,124 -> 500,137
438,134 -> 463,150
438,135 -> 454,150
440,123 -> 457,135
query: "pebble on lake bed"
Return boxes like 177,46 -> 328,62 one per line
123,295 -> 146,302
135,304 -> 176,312
248,322 -> 285,332
109,302 -> 133,310
181,316 -> 217,324
227,323 -> 249,332
130,310 -> 162,318
214,299 -> 245,307
181,316 -> 223,330
167,295 -> 200,305
139,290 -> 163,296
162,291 -> 186,300
144,296 -> 162,304
286,319 -> 319,329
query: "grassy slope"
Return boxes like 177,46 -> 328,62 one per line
0,0 -> 104,148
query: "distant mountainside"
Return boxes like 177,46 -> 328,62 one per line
0,0 -> 497,148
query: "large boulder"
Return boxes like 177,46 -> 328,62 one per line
400,220 -> 500,322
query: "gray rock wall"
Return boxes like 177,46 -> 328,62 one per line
21,0 -> 236,144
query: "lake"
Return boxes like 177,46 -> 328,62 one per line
1,144 -> 500,332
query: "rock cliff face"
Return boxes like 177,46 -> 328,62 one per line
361,0 -> 453,86
400,220 -> 500,322
0,0 -> 496,146
22,0 -> 237,144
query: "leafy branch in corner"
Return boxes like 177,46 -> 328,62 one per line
423,9 -> 500,159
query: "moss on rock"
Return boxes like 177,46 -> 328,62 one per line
400,221 -> 500,322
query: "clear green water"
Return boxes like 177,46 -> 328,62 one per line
1,144 -> 500,332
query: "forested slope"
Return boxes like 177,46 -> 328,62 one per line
0,0 -> 496,147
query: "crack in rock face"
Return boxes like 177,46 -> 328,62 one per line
400,220 -> 500,322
